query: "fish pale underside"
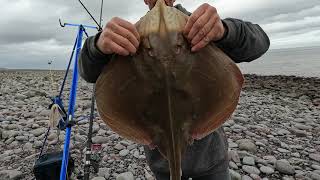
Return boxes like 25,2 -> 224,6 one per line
95,0 -> 244,179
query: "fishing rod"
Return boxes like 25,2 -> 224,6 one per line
58,1 -> 104,180
78,0 -> 104,31
34,1 -> 105,179
83,85 -> 96,180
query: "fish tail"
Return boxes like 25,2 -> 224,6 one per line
167,138 -> 182,180
164,65 -> 182,180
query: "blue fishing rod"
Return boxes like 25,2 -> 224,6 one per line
33,1 -> 104,180
59,1 -> 104,180
58,21 -> 97,180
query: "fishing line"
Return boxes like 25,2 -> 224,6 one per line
78,0 -> 103,31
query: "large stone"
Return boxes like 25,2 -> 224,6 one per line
23,142 -> 33,151
119,149 -> 129,157
242,165 -> 260,175
98,168 -> 110,179
275,159 -> 295,175
0,170 -> 23,180
92,136 -> 109,144
277,148 -> 290,153
263,155 -> 277,165
47,133 -> 58,141
114,143 -> 126,151
294,123 -> 312,130
116,172 -> 134,180
260,166 -> 274,175
312,164 -> 320,170
243,156 -> 255,166
15,136 -> 28,141
308,172 -> 320,180
229,169 -> 241,180
229,161 -> 238,169
30,128 -> 46,137
310,154 -> 320,162
290,128 -> 308,137
229,150 -> 241,163
229,141 -> 239,148
16,93 -> 27,100
133,150 -> 140,158
6,124 -> 19,130
236,139 -> 257,153
2,130 -> 19,139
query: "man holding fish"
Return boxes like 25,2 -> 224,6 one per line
79,0 -> 270,179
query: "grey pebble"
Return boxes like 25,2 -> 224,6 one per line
312,164 -> 320,170
116,172 -> 134,180
275,159 -> 295,175
15,136 -> 28,141
277,148 -> 290,153
236,139 -> 257,153
229,161 -> 238,169
310,154 -> 320,162
260,166 -> 275,175
229,169 -> 241,180
0,169 -> 23,180
119,149 -> 129,157
98,168 -> 110,179
30,128 -> 46,137
308,172 -> 320,180
243,156 -> 255,166
92,136 -> 109,144
295,123 -> 312,130
242,175 -> 253,180
242,165 -> 260,175
114,143 -> 126,150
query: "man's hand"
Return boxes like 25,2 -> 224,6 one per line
97,17 -> 140,56
184,3 -> 225,52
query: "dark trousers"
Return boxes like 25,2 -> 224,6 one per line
153,168 -> 231,180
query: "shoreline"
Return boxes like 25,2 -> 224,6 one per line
0,71 -> 319,179
1,69 -> 320,79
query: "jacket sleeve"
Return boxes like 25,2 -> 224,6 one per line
215,18 -> 270,63
78,32 -> 114,83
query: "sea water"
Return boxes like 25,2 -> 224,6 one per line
238,46 -> 320,77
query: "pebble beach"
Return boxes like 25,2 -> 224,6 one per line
0,70 -> 319,180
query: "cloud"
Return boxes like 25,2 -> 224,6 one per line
0,0 -> 319,69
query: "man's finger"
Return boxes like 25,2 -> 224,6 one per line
191,27 -> 216,52
108,30 -> 137,54
108,41 -> 130,56
116,18 -> 140,41
183,4 -> 207,36
191,15 -> 218,45
188,7 -> 214,40
111,23 -> 139,49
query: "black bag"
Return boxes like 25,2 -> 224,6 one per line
33,151 -> 75,180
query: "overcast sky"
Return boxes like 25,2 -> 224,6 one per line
0,0 -> 319,69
